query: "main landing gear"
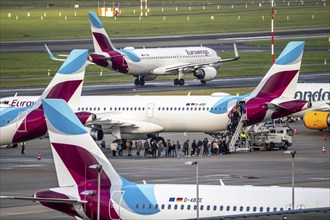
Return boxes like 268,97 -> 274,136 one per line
150,136 -> 165,145
134,76 -> 145,86
174,78 -> 185,86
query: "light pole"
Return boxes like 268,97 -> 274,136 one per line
185,161 -> 199,220
284,150 -> 296,210
90,164 -> 103,220
81,190 -> 95,220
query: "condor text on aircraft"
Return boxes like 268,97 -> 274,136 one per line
291,83 -> 330,130
1,98 -> 329,219
47,12 -> 240,86
1,42 -> 313,142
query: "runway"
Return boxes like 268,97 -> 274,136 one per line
0,28 -> 329,52
1,72 -> 329,98
0,121 -> 329,219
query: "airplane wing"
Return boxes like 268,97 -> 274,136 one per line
45,44 -> 95,65
0,196 -> 87,204
44,44 -> 67,61
87,112 -> 164,133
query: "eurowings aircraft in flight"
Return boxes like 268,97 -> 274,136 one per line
48,12 -> 240,86
0,49 -> 95,146
1,42 -> 311,141
1,98 -> 328,219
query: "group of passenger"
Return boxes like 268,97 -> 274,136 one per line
102,137 -> 231,158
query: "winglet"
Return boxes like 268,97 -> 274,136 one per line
44,44 -> 66,62
218,43 -> 240,63
233,43 -> 240,60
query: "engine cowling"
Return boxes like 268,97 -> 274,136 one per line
194,67 -> 217,81
75,112 -> 97,124
303,111 -> 330,130
85,127 -> 104,141
144,75 -> 157,81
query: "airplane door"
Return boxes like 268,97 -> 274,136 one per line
109,190 -> 125,220
146,103 -> 154,119
227,99 -> 237,112
16,112 -> 27,132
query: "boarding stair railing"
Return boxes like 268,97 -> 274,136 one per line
228,112 -> 249,152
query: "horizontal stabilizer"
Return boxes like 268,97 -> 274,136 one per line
265,102 -> 289,110
0,196 -> 87,204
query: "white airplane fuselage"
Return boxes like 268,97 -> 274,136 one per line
0,95 -> 236,140
119,47 -> 221,75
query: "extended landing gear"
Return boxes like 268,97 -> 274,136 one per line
150,136 -> 165,145
134,76 -> 145,86
174,78 -> 185,86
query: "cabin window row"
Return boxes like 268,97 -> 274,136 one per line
134,203 -> 287,213
140,55 -> 210,60
78,107 -> 146,112
77,107 -> 226,112
157,107 -> 226,111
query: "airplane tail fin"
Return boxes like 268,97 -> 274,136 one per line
42,99 -> 124,188
89,12 -> 116,53
249,41 -> 305,99
37,49 -> 88,110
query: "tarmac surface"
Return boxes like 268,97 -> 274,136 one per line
0,121 -> 329,220
1,73 -> 329,98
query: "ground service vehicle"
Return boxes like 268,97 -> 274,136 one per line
249,127 -> 293,151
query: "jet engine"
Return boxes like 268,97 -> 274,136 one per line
194,67 -> 217,81
303,111 -> 330,130
86,127 -> 104,141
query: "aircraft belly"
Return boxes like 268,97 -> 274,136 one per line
127,61 -> 157,75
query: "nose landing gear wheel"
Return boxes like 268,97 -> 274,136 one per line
174,78 -> 185,86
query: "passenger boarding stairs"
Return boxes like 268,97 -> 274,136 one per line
228,113 -> 250,152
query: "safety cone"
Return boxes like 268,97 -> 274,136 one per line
294,128 -> 297,135
324,133 -> 327,141
322,147 -> 326,154
37,152 -> 41,160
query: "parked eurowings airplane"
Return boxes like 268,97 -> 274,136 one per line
0,42 -> 311,141
0,49 -> 95,146
2,98 -> 329,219
48,12 -> 239,86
